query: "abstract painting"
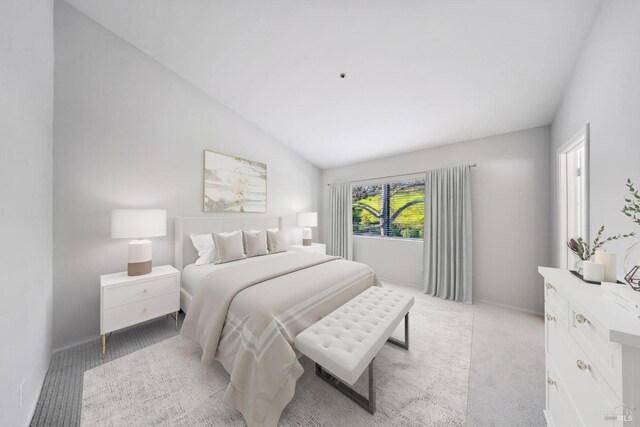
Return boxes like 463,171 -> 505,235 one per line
203,150 -> 267,213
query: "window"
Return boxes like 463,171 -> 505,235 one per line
558,125 -> 589,268
352,176 -> 425,239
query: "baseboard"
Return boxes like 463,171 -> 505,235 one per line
474,298 -> 544,317
27,353 -> 51,425
543,409 -> 555,427
53,314 -> 181,353
379,277 -> 421,289
53,333 -> 99,353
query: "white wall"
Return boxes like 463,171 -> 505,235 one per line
551,0 -> 640,271
322,126 -> 551,314
0,1 -> 54,425
53,2 -> 321,349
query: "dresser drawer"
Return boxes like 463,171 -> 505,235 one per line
103,275 -> 177,309
568,301 -> 623,398
102,293 -> 178,334
548,318 -> 624,426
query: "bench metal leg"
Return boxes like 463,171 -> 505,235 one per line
386,312 -> 409,350
316,359 -> 376,414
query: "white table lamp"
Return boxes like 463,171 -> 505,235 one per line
297,212 -> 317,246
111,209 -> 166,276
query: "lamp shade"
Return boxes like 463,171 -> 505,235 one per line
297,212 -> 317,228
111,209 -> 166,239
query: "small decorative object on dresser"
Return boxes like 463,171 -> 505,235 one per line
625,266 -> 640,291
289,242 -> 326,255
566,225 -> 634,284
602,281 -> 640,317
100,265 -> 179,357
297,211 -> 318,246
582,261 -> 605,282
111,209 -> 167,276
539,267 -> 640,426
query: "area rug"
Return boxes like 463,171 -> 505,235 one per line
81,301 -> 473,426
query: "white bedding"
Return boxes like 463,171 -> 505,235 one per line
181,252 -> 380,426
181,251 -> 294,297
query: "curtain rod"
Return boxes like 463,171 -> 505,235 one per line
326,164 -> 477,186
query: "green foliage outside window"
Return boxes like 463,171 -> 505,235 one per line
352,178 -> 425,239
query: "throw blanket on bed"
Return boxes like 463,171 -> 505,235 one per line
181,252 -> 380,427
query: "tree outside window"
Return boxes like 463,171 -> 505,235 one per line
352,178 -> 425,239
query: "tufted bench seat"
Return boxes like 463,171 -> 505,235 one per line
294,286 -> 414,414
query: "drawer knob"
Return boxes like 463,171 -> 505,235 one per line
143,307 -> 148,313
547,377 -> 556,386
545,283 -> 555,290
576,359 -> 590,371
143,289 -> 148,293
546,314 -> 556,322
575,313 -> 589,325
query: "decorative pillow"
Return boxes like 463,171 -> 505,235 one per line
189,233 -> 216,265
243,230 -> 269,257
213,230 -> 247,264
267,229 -> 288,254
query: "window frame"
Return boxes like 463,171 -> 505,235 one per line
557,124 -> 590,269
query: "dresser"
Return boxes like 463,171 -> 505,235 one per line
539,267 -> 640,426
100,265 -> 180,356
289,243 -> 327,255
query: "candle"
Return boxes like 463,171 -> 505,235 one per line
595,250 -> 617,283
583,261 -> 604,282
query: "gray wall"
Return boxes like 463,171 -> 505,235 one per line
322,126 -> 551,314
53,3 -> 321,349
551,0 -> 640,271
0,0 -> 54,425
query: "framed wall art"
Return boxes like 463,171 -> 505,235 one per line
203,150 -> 267,213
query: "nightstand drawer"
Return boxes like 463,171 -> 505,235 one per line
103,275 -> 176,309
289,243 -> 326,255
102,293 -> 178,333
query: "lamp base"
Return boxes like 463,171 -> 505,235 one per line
302,228 -> 312,246
128,239 -> 152,276
128,260 -> 152,276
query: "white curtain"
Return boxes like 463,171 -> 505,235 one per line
328,182 -> 353,260
423,165 -> 473,303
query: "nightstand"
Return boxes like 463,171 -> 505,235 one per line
289,243 -> 327,255
100,265 -> 179,357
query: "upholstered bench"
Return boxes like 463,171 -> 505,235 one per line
294,286 -> 414,414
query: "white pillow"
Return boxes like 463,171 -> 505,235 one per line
213,230 -> 247,264
267,229 -> 288,253
243,230 -> 269,257
189,233 -> 216,265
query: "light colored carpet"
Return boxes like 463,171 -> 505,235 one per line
81,302 -> 473,426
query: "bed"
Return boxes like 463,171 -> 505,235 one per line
174,217 -> 381,427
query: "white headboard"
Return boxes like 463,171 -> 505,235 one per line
174,216 -> 300,271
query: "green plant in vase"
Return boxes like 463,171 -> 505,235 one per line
622,178 -> 640,280
567,226 -> 635,270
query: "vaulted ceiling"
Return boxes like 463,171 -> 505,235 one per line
65,0 -> 602,168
